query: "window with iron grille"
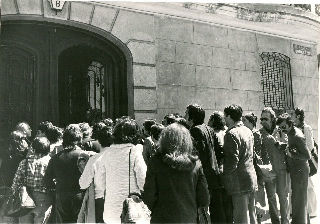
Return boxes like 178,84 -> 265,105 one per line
260,52 -> 294,111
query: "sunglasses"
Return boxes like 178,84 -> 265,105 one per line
260,118 -> 268,121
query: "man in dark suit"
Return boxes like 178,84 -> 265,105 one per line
185,104 -> 232,223
223,104 -> 257,224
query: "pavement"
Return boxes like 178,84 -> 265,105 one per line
261,174 -> 319,224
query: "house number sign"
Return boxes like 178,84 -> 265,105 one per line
48,0 -> 66,11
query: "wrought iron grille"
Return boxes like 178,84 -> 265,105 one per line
260,52 -> 294,110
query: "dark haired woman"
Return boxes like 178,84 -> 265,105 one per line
12,137 -> 52,224
143,123 -> 210,223
44,124 -> 87,223
98,119 -> 147,223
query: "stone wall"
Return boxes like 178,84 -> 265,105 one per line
1,0 -> 319,138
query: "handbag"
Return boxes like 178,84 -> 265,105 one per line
197,207 -> 211,224
5,158 -> 36,217
120,147 -> 151,223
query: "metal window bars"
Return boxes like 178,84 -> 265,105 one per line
260,52 -> 294,111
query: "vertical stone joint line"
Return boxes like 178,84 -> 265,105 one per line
110,9 -> 120,33
14,0 -> 20,14
89,4 -> 95,25
40,0 -> 44,16
67,2 -> 72,20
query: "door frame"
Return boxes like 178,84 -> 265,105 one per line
1,16 -> 134,125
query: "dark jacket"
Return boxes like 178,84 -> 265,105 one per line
44,146 -> 85,193
190,124 -> 223,190
287,127 -> 311,161
143,153 -> 210,223
222,121 -> 257,195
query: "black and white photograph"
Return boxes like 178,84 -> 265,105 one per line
0,0 -> 319,223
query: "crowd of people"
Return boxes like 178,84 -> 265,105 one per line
0,104 -> 317,224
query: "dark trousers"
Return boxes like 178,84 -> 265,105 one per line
55,192 -> 83,223
209,188 -> 233,224
95,198 -> 105,223
287,158 -> 309,224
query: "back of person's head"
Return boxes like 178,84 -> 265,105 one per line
92,122 -> 107,140
244,112 -> 258,128
186,104 -> 205,125
9,131 -> 28,153
102,118 -> 114,127
79,122 -> 92,139
262,107 -> 276,119
97,126 -> 113,147
159,123 -> 193,156
174,117 -> 190,130
224,104 -> 243,122
143,119 -> 156,134
113,119 -> 141,144
37,121 -> 53,136
208,111 -> 226,131
173,113 -> 182,118
294,107 -> 305,123
63,124 -> 82,148
162,114 -> 176,126
32,137 -> 50,155
150,123 -> 165,141
15,122 -> 32,138
276,113 -> 293,127
47,126 -> 63,144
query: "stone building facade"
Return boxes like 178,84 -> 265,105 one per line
0,1 -> 319,141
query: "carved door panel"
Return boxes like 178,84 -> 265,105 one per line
0,45 -> 35,144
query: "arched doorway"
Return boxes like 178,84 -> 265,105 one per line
58,44 -> 128,126
0,20 -> 133,146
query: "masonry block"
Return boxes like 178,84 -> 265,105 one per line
196,88 -> 215,109
307,95 -> 319,114
17,0 -> 41,15
304,112 -> 318,133
231,90 -> 249,110
231,70 -> 261,91
304,60 -> 318,78
156,39 -> 175,62
245,52 -> 259,71
212,47 -> 231,69
134,89 -> 157,110
196,45 -> 212,66
176,64 -> 196,86
292,76 -> 304,94
134,112 -> 157,125
311,78 -> 319,96
157,85 -> 178,109
214,89 -> 232,109
193,22 -> 228,48
230,50 -> 246,70
112,10 -> 155,43
91,6 -> 117,31
128,42 -> 156,64
196,66 -> 213,88
176,42 -> 196,64
70,2 -> 93,24
246,91 -> 264,111
228,29 -> 257,52
256,34 -> 291,57
43,0 -> 69,19
155,16 -> 193,42
156,62 -> 178,85
293,94 -> 308,110
291,58 -> 305,77
177,86 -> 197,110
2,0 -> 17,15
213,68 -> 231,89
133,65 -> 156,87
157,108 -> 181,123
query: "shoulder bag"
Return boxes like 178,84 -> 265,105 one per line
120,147 -> 151,223
5,158 -> 36,217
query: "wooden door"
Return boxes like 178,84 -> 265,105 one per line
0,45 -> 35,145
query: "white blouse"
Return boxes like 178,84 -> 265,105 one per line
98,143 -> 147,223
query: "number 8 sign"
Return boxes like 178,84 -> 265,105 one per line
48,0 -> 66,11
